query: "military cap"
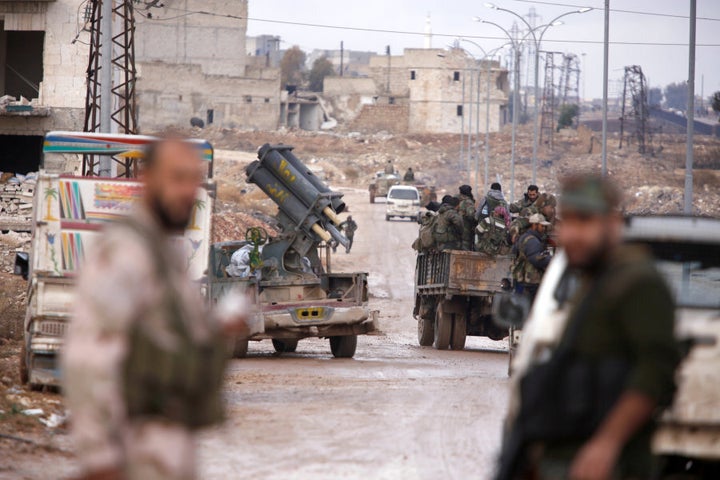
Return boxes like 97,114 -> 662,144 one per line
560,174 -> 621,214
528,213 -> 551,225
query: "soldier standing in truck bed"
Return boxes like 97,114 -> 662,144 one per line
433,195 -> 463,251
457,185 -> 477,251
511,213 -> 552,301
62,139 -> 250,480
510,184 -> 540,214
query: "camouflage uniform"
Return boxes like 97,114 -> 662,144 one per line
62,206 -> 227,480
339,218 -> 358,252
511,227 -> 551,299
476,216 -> 510,255
433,205 -> 463,251
457,193 -> 477,251
509,193 -> 538,214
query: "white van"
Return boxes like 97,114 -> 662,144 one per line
385,185 -> 420,222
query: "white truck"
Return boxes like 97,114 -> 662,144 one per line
17,132 -> 214,388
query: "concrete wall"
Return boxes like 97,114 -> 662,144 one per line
135,0 -> 247,77
0,0 -> 87,138
323,77 -> 376,97
349,105 -> 409,134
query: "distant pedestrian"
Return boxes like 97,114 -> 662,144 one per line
339,215 -> 358,253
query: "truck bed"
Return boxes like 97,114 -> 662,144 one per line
415,251 -> 512,296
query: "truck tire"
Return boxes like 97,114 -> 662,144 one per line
450,314 -> 467,350
232,338 -> 249,358
385,215 -> 390,221
433,302 -> 452,350
418,316 -> 434,346
330,335 -> 357,358
272,339 -> 298,353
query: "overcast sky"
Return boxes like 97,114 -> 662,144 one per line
246,0 -> 720,101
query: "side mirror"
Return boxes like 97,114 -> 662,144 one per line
14,252 -> 29,280
492,292 -> 530,328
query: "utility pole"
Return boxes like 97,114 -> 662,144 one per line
601,0 -> 609,177
685,0 -> 696,214
340,41 -> 344,77
98,0 -> 113,177
468,69 -> 474,173
385,45 -> 391,93
460,69 -> 465,168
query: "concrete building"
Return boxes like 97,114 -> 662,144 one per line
324,48 -> 509,135
306,48 -> 374,78
135,0 -> 281,131
246,34 -> 282,67
0,0 -> 87,173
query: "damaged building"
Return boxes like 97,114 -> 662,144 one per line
324,48 -> 510,135
134,0 -> 281,131
0,0 -> 87,174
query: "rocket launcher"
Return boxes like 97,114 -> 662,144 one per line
246,144 -> 349,279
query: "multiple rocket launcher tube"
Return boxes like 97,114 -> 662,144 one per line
246,144 -> 349,248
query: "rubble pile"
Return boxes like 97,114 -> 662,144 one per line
0,172 -> 37,232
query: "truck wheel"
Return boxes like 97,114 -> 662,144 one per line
385,215 -> 390,221
433,302 -> 452,350
450,314 -> 467,350
19,339 -> 29,384
418,316 -> 434,346
330,335 -> 357,358
272,339 -> 298,353
232,338 -> 249,358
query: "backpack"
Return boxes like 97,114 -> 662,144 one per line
413,213 -> 438,251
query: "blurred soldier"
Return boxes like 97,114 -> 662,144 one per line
476,205 -> 511,256
339,215 -> 358,254
433,195 -> 463,251
511,213 -> 551,301
429,186 -> 438,203
403,167 -> 415,182
457,185 -> 477,250
62,139 -> 250,480
510,184 -> 540,214
384,159 -> 395,175
497,175 -> 680,480
477,182 -> 508,222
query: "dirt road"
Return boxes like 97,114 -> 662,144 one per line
197,189 -> 510,479
0,189 -> 510,480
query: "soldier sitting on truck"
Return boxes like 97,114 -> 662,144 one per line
476,182 -> 508,222
510,184 -> 540,214
476,206 -> 511,255
434,195 -> 463,251
403,167 -> 415,182
457,185 -> 477,251
384,159 -> 395,175
512,213 -> 552,301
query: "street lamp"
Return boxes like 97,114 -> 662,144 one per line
458,39 -> 510,196
481,4 -> 591,186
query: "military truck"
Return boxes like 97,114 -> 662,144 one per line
208,144 -> 378,358
414,250 -> 513,350
500,215 -> 720,478
368,171 -> 400,203
16,132 -> 214,388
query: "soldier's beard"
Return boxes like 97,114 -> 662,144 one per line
149,195 -> 191,233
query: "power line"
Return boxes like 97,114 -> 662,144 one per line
509,0 -> 720,22
143,7 -> 720,47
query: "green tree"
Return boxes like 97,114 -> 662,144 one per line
711,91 -> 720,116
648,87 -> 662,108
664,82 -> 688,111
308,57 -> 335,92
557,103 -> 579,131
280,46 -> 306,87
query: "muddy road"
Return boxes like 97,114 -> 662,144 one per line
1,189 -> 510,480
197,189 -> 511,479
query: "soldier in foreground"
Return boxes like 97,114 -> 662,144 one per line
511,213 -> 551,301
339,215 -> 358,253
496,175 -> 680,480
62,139 -> 250,480
434,195 -> 463,251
